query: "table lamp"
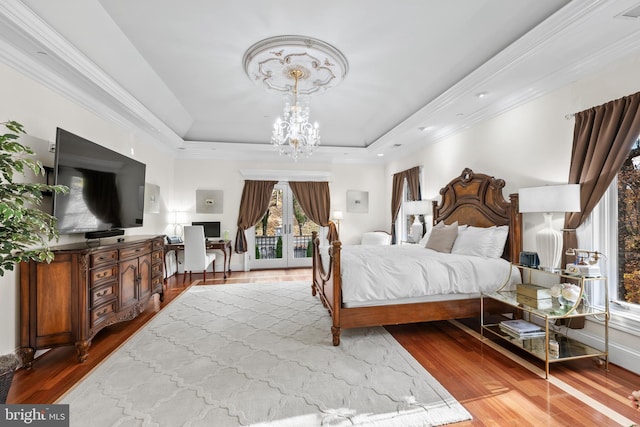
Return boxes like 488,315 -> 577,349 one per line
405,200 -> 432,242
519,184 -> 581,271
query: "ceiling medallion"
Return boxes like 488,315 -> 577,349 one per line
243,36 -> 348,160
243,35 -> 349,94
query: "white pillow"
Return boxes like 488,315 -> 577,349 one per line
451,226 -> 494,257
418,229 -> 432,245
451,225 -> 509,258
486,225 -> 509,258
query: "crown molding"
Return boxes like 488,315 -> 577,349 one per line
368,0 -> 640,153
0,0 -> 184,150
239,169 -> 331,181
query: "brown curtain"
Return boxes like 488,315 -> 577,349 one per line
289,181 -> 339,242
564,91 -> 640,256
390,166 -> 421,244
235,180 -> 277,253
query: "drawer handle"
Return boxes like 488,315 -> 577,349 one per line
96,308 -> 109,316
96,289 -> 109,297
96,271 -> 110,279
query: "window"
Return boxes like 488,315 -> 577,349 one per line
617,138 -> 640,306
589,137 -> 640,322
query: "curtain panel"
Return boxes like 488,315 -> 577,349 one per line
564,91 -> 640,258
390,166 -> 421,244
234,180 -> 278,254
289,181 -> 338,242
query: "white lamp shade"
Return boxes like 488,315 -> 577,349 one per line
405,200 -> 432,215
332,210 -> 343,220
519,184 -> 581,213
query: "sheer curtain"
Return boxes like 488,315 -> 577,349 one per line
234,180 -> 277,253
564,91 -> 640,257
390,166 -> 421,244
289,181 -> 338,242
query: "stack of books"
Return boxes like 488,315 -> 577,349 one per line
499,319 -> 546,339
516,283 -> 552,309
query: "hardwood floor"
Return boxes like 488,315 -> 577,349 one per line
7,269 -> 640,425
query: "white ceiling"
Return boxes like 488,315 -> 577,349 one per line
1,0 -> 640,163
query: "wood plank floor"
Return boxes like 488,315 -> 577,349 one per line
7,269 -> 640,425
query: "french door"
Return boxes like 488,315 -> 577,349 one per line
250,183 -> 319,269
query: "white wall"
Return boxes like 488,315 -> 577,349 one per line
385,54 -> 640,374
0,62 -> 175,354
171,158 -> 388,262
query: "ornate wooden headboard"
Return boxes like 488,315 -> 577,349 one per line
432,168 -> 522,262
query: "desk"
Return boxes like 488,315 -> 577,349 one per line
165,239 -> 232,279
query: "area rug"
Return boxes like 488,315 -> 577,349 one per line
60,281 -> 472,426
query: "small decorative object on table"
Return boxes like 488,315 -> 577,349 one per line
0,353 -> 20,404
550,283 -> 581,307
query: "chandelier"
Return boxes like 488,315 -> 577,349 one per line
243,35 -> 348,160
271,69 -> 320,159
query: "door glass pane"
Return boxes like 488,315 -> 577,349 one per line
254,188 -> 283,260
618,138 -> 640,304
292,194 -> 319,259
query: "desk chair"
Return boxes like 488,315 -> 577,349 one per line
182,225 -> 216,283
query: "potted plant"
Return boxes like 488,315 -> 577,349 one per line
0,120 -> 67,276
0,120 -> 67,393
0,353 -> 19,403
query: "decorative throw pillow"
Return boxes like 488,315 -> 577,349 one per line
425,221 -> 459,253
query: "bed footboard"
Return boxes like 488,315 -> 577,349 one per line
311,232 -> 342,345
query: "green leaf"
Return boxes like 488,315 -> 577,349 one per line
0,120 -> 68,275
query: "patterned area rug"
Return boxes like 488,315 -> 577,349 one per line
60,282 -> 471,426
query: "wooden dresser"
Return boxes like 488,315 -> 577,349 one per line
18,235 -> 165,367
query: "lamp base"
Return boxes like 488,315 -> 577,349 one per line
411,220 -> 423,243
536,213 -> 562,271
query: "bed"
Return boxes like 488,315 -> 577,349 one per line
311,168 -> 522,345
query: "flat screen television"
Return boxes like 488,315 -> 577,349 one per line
192,221 -> 221,239
53,128 -> 146,237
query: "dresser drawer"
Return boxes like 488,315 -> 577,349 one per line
120,243 -> 151,260
151,250 -> 163,264
91,250 -> 118,267
151,262 -> 163,277
91,282 -> 117,307
152,238 -> 164,251
91,300 -> 116,327
91,265 -> 118,286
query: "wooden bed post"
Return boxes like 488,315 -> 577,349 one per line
311,231 -> 317,297
508,193 -> 522,263
331,239 -> 342,346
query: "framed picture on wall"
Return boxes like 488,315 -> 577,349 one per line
347,190 -> 368,213
144,183 -> 160,214
196,189 -> 223,213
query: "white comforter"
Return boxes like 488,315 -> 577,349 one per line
337,244 -> 516,305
